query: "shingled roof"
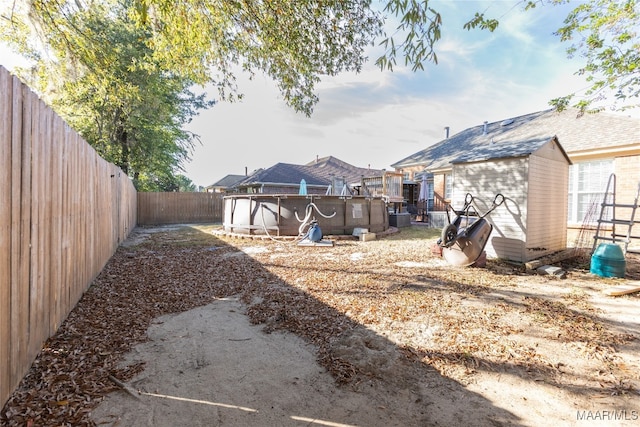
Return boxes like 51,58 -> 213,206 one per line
209,174 -> 247,188
392,108 -> 640,171
236,156 -> 381,188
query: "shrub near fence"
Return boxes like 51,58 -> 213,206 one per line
137,192 -> 223,225
0,66 -> 137,408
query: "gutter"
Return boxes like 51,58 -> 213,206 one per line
567,143 -> 640,161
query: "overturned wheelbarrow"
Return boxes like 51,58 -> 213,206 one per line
437,193 -> 504,266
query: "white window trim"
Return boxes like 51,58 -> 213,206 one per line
444,173 -> 453,200
567,159 -> 614,225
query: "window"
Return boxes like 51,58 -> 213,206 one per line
444,173 -> 453,200
567,159 -> 614,224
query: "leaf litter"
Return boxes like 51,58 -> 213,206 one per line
1,224 -> 639,426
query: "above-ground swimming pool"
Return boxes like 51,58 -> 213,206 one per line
223,194 -> 389,237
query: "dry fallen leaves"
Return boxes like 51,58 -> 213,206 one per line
1,225 -> 638,426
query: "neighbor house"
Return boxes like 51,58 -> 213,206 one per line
392,108 -> 640,229
401,117 -> 573,263
205,173 -> 252,193
232,156 -> 384,195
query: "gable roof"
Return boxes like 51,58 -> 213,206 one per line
452,136 -> 568,165
236,156 -> 381,188
208,174 -> 247,188
392,108 -> 640,171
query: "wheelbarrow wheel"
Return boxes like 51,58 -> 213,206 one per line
440,223 -> 458,248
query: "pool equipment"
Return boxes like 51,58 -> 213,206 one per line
223,195 -> 389,237
298,219 -> 334,246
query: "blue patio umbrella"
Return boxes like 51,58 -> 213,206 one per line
299,179 -> 307,195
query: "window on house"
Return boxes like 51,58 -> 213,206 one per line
567,159 -> 614,224
444,173 -> 453,200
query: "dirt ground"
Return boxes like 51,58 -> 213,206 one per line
2,224 -> 639,426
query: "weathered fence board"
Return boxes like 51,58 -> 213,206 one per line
0,65 -> 137,408
10,74 -> 27,392
138,192 -> 223,225
0,62 -> 13,408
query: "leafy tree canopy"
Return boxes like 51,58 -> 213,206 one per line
551,0 -> 639,113
466,0 -> 639,113
136,173 -> 197,192
128,0 -> 640,114
1,0 -> 213,190
0,0 -> 535,116
3,0 -> 638,123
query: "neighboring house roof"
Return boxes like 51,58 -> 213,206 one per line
208,174 -> 247,189
236,156 -> 381,188
392,108 -> 640,171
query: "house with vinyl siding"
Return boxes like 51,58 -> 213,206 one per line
391,107 -> 637,262
392,108 -> 640,229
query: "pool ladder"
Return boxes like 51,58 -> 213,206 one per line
592,173 -> 640,255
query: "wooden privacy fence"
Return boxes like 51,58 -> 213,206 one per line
0,66 -> 137,408
138,192 -> 223,224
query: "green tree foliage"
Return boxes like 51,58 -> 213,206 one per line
411,0 -> 639,113
125,0 -> 640,113
3,0 -> 637,144
550,0 -> 639,113
129,0 -> 385,116
175,174 -> 198,192
2,1 -> 211,190
1,0 -> 213,191
2,0 -> 477,116
375,0 -> 443,71
135,173 -> 197,192
124,0 -> 640,114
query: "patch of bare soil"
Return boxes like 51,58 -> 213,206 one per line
1,224 -> 639,426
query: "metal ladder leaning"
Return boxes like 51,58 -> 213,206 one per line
592,173 -> 640,255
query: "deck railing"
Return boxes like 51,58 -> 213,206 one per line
361,172 -> 404,203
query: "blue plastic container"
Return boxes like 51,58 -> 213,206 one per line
590,243 -> 626,278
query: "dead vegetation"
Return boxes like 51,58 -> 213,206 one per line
1,224 -> 639,426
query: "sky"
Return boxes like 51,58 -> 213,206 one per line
1,1 -> 637,188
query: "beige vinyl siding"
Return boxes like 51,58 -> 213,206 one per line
451,139 -> 570,263
526,142 -> 569,260
453,157 -> 528,261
